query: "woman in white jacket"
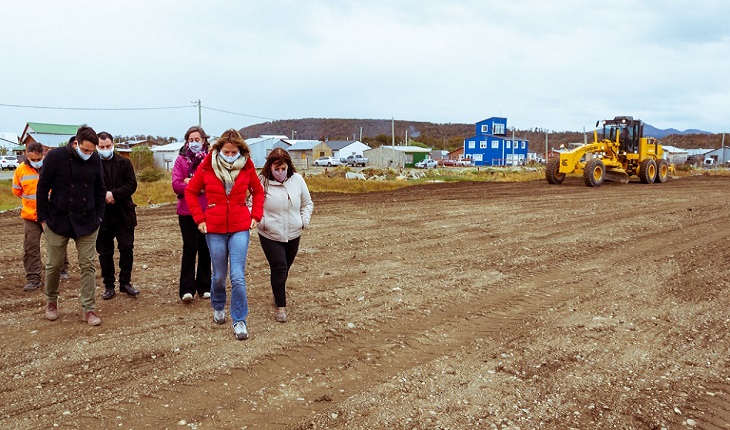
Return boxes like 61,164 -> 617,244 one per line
257,148 -> 314,322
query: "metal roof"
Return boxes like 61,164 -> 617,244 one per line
325,140 -> 356,150
378,145 -> 432,153
150,141 -> 185,152
30,133 -> 75,147
27,122 -> 81,135
287,140 -> 322,150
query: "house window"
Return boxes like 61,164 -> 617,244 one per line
506,141 -> 511,149
480,140 -> 487,149
491,140 -> 499,149
493,123 -> 505,135
468,140 -> 476,149
521,142 -> 526,149
473,154 -> 483,161
481,125 -> 488,133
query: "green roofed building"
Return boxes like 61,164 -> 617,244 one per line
20,122 -> 81,149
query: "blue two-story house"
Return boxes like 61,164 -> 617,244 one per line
463,117 -> 528,166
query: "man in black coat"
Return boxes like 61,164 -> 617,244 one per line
95,132 -> 140,299
36,125 -> 106,326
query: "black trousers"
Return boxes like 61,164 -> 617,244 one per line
178,215 -> 211,298
258,234 -> 300,308
96,223 -> 135,289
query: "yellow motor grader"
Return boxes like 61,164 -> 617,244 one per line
546,116 -> 670,187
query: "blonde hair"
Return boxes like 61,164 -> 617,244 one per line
212,129 -> 250,157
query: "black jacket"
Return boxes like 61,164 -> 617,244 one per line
37,143 -> 106,238
101,153 -> 138,230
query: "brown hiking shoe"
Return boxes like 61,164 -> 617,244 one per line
45,302 -> 58,321
84,311 -> 101,326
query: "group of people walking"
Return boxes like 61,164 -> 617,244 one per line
14,125 -> 313,340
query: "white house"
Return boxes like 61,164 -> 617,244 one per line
702,147 -> 730,165
150,141 -> 185,171
324,140 -> 371,159
661,145 -> 689,165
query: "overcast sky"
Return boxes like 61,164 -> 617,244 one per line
1,0 -> 728,140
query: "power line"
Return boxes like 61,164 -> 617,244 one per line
0,101 -> 279,123
202,105 -> 277,121
0,102 -> 192,111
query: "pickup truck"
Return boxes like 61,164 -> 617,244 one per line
345,154 -> 368,167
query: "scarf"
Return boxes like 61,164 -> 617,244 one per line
211,150 -> 247,195
185,145 -> 208,177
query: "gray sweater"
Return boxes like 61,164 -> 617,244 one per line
257,173 -> 313,242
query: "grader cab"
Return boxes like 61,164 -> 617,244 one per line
546,116 -> 671,187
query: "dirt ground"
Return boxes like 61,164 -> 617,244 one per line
1,174 -> 729,429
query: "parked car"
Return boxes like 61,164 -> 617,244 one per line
439,159 -> 458,167
415,158 -> 438,169
0,155 -> 19,170
313,156 -> 342,167
455,158 -> 473,166
345,154 -> 368,167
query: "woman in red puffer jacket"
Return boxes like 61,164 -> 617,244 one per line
185,129 -> 264,340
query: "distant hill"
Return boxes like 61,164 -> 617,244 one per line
643,124 -> 711,139
240,118 -> 722,153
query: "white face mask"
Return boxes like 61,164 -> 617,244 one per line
219,152 -> 241,164
75,145 -> 92,161
30,160 -> 43,169
188,142 -> 203,153
98,147 -> 114,159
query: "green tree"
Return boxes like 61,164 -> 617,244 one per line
130,145 -> 155,172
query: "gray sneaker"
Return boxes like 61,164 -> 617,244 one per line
213,310 -> 226,324
23,281 -> 41,292
233,321 -> 249,340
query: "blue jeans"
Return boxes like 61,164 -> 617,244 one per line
205,231 -> 250,324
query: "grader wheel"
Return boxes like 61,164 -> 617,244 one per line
545,158 -> 565,184
583,159 -> 605,187
639,158 -> 657,184
656,159 -> 669,183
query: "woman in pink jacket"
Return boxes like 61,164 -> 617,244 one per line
171,126 -> 212,302
185,129 -> 264,340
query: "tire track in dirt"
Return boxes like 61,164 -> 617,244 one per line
81,237 -> 679,429
687,383 -> 730,430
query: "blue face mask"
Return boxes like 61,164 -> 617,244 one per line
219,152 -> 241,164
30,160 -> 43,169
98,147 -> 114,159
188,142 -> 203,153
75,145 -> 92,161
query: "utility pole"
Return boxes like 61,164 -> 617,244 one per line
391,117 -> 395,146
545,131 -> 548,161
192,99 -> 202,127
291,130 -> 296,140
359,127 -> 362,142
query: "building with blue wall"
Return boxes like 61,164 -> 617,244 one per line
463,117 -> 529,166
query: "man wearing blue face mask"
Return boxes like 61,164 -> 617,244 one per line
95,132 -> 139,300
37,125 -> 106,326
12,142 -> 70,292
